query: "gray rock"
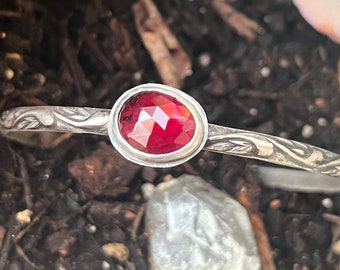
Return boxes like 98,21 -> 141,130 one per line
145,174 -> 260,270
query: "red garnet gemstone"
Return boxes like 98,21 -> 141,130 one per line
118,92 -> 196,154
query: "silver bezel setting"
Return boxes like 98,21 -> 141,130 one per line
108,83 -> 208,167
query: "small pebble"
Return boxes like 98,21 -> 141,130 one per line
133,71 -> 142,82
32,73 -> 46,85
198,158 -> 205,167
314,97 -> 326,108
134,193 -> 142,202
333,116 -> 340,128
86,224 -> 97,234
279,58 -> 289,68
198,52 -> 211,67
101,243 -> 129,262
186,69 -> 193,76
260,66 -> 271,78
42,173 -> 50,181
317,118 -> 328,127
321,198 -> 333,209
163,174 -> 174,182
269,199 -> 282,209
308,105 -> 316,113
301,124 -> 314,139
104,10 -> 112,17
5,52 -> 22,61
102,261 -> 111,270
124,210 -> 136,220
301,265 -> 309,270
258,59 -> 265,66
279,131 -> 289,138
199,7 -> 207,14
141,182 -> 155,200
249,108 -> 258,116
15,209 -> 33,224
4,68 -> 14,80
263,15 -> 272,23
257,27 -> 266,35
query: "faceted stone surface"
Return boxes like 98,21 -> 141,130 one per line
118,92 -> 196,154
145,174 -> 260,270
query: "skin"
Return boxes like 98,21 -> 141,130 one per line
293,0 -> 340,43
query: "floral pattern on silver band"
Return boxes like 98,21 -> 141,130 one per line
0,106 -> 110,135
206,125 -> 340,178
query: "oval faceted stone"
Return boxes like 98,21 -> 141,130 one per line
118,92 -> 196,154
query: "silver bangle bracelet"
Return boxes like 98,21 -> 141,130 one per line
0,83 -> 339,178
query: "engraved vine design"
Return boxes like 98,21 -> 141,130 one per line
0,107 -> 110,135
206,126 -> 340,178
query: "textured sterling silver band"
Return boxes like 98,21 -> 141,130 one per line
0,105 -> 339,178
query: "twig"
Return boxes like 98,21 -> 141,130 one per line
0,10 -> 21,18
21,95 -> 47,106
237,172 -> 276,270
131,204 -> 145,242
15,154 -> 33,210
323,213 -> 340,224
15,245 -> 44,269
14,208 -> 46,244
0,94 -> 12,111
323,213 -> 340,264
0,206 -> 47,269
238,89 -> 279,100
60,37 -> 90,105
133,0 -> 191,88
0,217 -> 22,270
84,31 -> 113,72
211,0 -> 260,42
0,223 -> 12,270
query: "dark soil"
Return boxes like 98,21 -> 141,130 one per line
0,0 -> 339,269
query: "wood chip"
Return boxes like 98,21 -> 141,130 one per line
133,0 -> 191,88
212,0 -> 260,42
